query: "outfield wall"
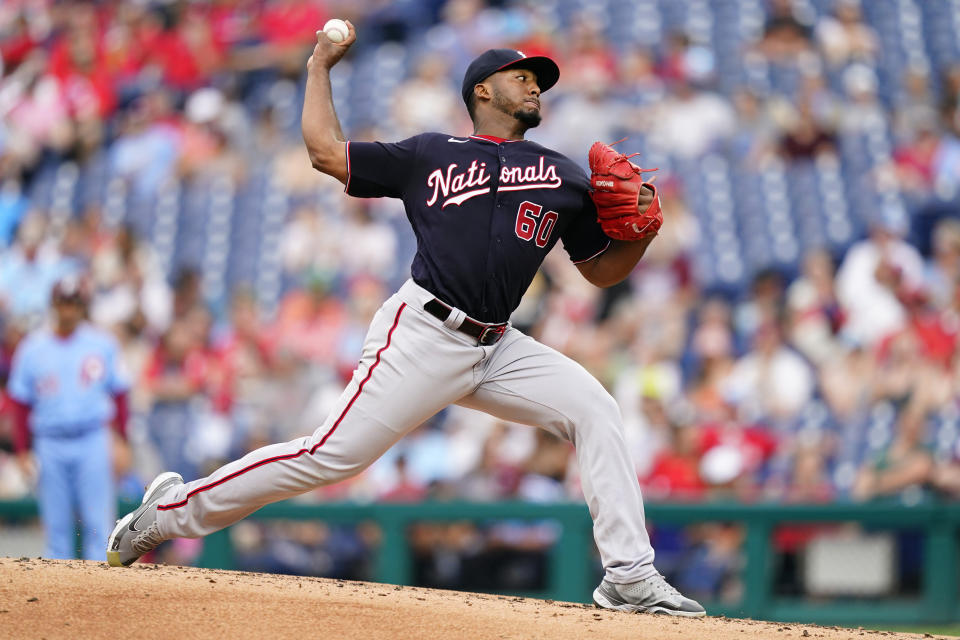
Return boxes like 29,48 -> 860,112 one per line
2,499 -> 957,625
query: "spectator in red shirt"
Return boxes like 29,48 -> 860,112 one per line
143,321 -> 208,399
377,456 -> 428,502
142,319 -> 208,480
208,0 -> 261,51
270,276 -> 348,364
644,423 -> 706,501
510,21 -> 561,64
148,5 -> 224,92
658,32 -> 692,85
99,2 -> 160,98
0,13 -> 39,75
562,15 -> 617,90
259,0 -> 326,46
48,6 -> 117,119
209,289 -> 275,414
696,402 -> 779,498
893,123 -> 942,196
254,0 -> 326,77
875,286 -> 957,372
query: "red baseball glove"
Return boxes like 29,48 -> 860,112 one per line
588,140 -> 661,241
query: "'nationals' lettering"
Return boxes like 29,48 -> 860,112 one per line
426,156 -> 563,208
499,156 -> 562,191
426,161 -> 491,208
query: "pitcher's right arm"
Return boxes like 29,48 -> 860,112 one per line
301,21 -> 357,184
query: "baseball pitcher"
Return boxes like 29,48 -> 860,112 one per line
107,23 -> 704,617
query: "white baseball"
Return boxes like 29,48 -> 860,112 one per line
320,18 -> 349,44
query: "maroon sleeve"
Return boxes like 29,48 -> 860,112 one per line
113,392 -> 129,441
10,398 -> 30,454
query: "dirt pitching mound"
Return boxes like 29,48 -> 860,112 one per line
0,557 -> 939,639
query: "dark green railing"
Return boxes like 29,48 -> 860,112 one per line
2,499 -> 958,624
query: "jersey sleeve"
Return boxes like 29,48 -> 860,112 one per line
7,340 -> 35,405
560,188 -> 611,264
345,135 -> 422,199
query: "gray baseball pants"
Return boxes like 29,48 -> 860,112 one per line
155,279 -> 656,584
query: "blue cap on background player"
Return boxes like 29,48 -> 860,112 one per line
461,48 -> 560,106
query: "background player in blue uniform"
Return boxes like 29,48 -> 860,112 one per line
9,275 -> 130,560
108,24 -> 704,617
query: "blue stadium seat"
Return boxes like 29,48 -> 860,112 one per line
931,406 -> 960,461
151,180 -> 181,280
919,0 -> 960,73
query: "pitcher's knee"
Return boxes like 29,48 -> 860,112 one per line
561,389 -> 623,434
596,392 -> 622,423
308,450 -> 380,485
576,388 -> 621,423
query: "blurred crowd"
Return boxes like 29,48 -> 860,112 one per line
2,0 -> 960,599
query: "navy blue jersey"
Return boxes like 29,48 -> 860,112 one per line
346,133 -> 610,323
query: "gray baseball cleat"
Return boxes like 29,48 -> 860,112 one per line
593,573 -> 706,617
106,471 -> 183,567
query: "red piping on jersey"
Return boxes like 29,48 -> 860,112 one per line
157,303 -> 408,512
571,240 -> 612,264
469,134 -> 524,144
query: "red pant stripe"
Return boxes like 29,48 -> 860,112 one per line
157,303 -> 407,511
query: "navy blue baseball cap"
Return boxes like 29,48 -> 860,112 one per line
461,48 -> 560,105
